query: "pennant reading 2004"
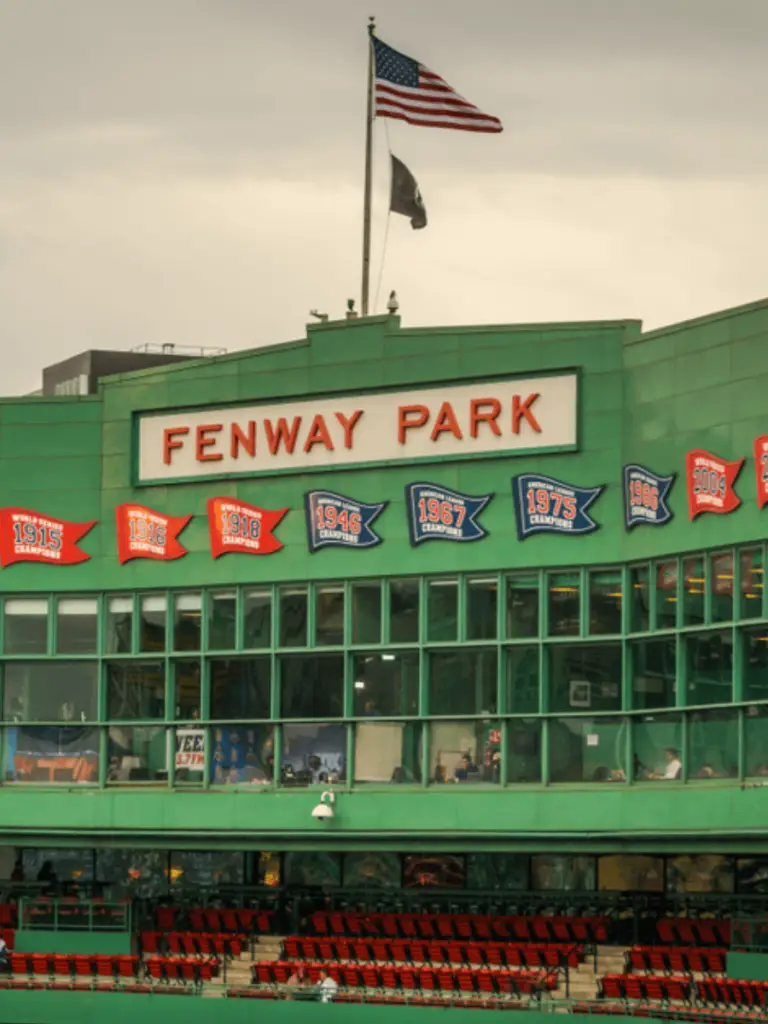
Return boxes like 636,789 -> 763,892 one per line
0,507 -> 95,567
623,464 -> 675,529
512,474 -> 603,540
305,491 -> 387,553
207,497 -> 287,558
115,504 -> 191,564
686,450 -> 743,520
406,483 -> 491,545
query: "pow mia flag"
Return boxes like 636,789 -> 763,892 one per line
390,154 -> 427,229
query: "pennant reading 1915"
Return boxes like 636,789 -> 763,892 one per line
623,464 -> 675,529
305,490 -> 387,552
685,450 -> 743,520
115,503 -> 191,564
405,483 -> 491,545
512,474 -> 603,540
0,507 -> 95,567
207,497 -> 287,558
754,436 -> 768,509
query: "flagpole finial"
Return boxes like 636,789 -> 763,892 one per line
368,15 -> 375,35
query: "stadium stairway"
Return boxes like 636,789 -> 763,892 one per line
560,946 -> 627,1002
210,934 -> 286,993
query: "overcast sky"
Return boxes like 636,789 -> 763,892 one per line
1,0 -> 767,394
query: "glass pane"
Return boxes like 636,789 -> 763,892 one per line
210,724 -> 274,785
344,852 -> 401,887
740,547 -> 764,619
244,589 -> 271,649
667,855 -> 734,893
4,662 -> 98,722
173,592 -> 201,651
3,598 -> 48,654
280,654 -> 343,718
281,723 -> 346,786
686,630 -> 733,705
507,719 -> 542,783
354,722 -> 422,783
139,594 -> 166,653
745,706 -> 768,778
208,590 -> 236,651
210,657 -> 271,719
174,660 -> 201,721
633,713 -> 682,781
506,646 -> 539,714
351,582 -> 381,645
589,569 -> 622,635
548,643 -> 622,713
655,561 -> 678,629
56,598 -> 98,654
315,585 -> 344,646
467,577 -> 497,640
531,855 -> 595,891
683,556 -> 705,626
466,854 -> 529,891
6,726 -> 99,784
631,637 -> 676,710
284,851 -> 341,886
547,572 -> 580,637
107,596 -> 133,654
598,855 -> 664,892
352,651 -> 418,716
710,552 -> 734,624
107,662 -> 165,719
404,855 -> 465,889
429,719 -> 500,784
22,848 -> 94,884
629,566 -> 650,632
429,649 -> 497,716
279,587 -> 307,648
170,850 -> 244,888
107,726 -> 167,783
174,726 -> 205,786
389,579 -> 420,643
744,628 -> 768,702
506,574 -> 539,638
96,846 -> 169,899
427,579 -> 458,642
549,716 -> 627,783
257,852 -> 281,887
688,708 -> 738,780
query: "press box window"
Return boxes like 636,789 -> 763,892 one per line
4,599 -> 48,655
506,574 -> 539,639
351,582 -> 381,645
740,547 -> 764,619
244,589 -> 271,649
208,590 -> 236,650
589,570 -> 622,635
389,579 -> 420,643
353,652 -> 419,717
279,588 -> 307,648
427,579 -> 458,642
107,662 -> 165,720
56,597 -> 98,654
467,578 -> 497,640
4,662 -> 98,721
547,573 -> 580,637
173,593 -> 201,651
139,595 -> 167,653
107,596 -> 133,654
315,585 -> 344,646
655,561 -> 678,630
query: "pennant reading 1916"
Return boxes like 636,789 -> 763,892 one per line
305,490 -> 387,553
512,474 -> 603,540
0,507 -> 95,567
405,483 -> 491,545
207,497 -> 287,558
754,436 -> 768,509
623,464 -> 675,529
685,449 -> 743,520
115,503 -> 191,564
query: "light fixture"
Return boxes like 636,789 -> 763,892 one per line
381,654 -> 396,661
311,791 -> 335,822
354,680 -> 365,690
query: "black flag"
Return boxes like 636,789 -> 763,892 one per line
390,154 -> 427,229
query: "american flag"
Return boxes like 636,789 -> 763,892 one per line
372,36 -> 502,134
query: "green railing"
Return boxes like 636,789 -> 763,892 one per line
19,897 -> 132,933
731,915 -> 768,952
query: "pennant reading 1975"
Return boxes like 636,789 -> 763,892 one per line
305,490 -> 387,552
0,507 -> 95,567
207,497 -> 287,558
512,474 -> 603,540
685,450 -> 743,520
623,464 -> 675,529
405,483 -> 491,545
115,503 -> 191,564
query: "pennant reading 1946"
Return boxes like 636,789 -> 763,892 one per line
207,497 -> 287,558
754,436 -> 768,509
685,450 -> 743,520
0,507 -> 95,567
115,503 -> 191,564
512,474 -> 603,540
405,483 -> 491,545
305,490 -> 387,552
623,464 -> 675,529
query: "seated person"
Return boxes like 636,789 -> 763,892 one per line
454,753 -> 480,782
648,747 -> 682,780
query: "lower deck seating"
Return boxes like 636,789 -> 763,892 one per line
10,951 -> 219,985
283,936 -> 583,968
600,972 -> 768,1010
141,930 -> 247,957
157,906 -> 273,934
657,919 -> 731,947
626,946 -> 727,975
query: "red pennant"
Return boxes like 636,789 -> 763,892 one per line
754,436 -> 768,509
115,503 -> 191,565
686,449 -> 743,520
207,497 -> 287,558
0,507 -> 95,567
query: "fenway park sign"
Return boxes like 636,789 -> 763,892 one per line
135,374 -> 578,484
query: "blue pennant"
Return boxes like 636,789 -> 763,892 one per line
623,464 -> 675,529
305,491 -> 387,552
512,474 -> 604,540
406,483 -> 492,545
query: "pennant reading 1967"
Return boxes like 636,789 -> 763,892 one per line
405,483 -> 491,545
623,464 -> 675,529
0,507 -> 95,567
207,497 -> 287,558
685,450 -> 743,520
305,490 -> 387,553
115,503 -> 191,564
754,436 -> 768,509
512,474 -> 603,540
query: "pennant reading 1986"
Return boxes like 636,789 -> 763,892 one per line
405,483 -> 491,545
685,450 -> 743,520
207,497 -> 287,558
512,474 -> 603,540
0,507 -> 95,567
115,503 -> 191,564
623,464 -> 675,529
754,436 -> 768,509
305,490 -> 387,552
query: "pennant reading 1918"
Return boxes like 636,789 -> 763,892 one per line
115,503 -> 191,564
207,497 -> 287,558
623,464 -> 675,529
0,507 -> 95,566
512,474 -> 603,540
685,449 -> 743,520
305,490 -> 387,552
405,483 -> 491,545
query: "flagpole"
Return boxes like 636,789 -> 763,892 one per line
361,16 -> 375,316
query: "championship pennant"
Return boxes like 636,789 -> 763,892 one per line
685,450 -> 743,520
623,464 -> 675,529
405,483 -> 491,545
754,436 -> 768,509
305,490 -> 387,552
0,507 -> 95,567
115,503 -> 191,564
512,474 -> 603,540
207,497 -> 287,558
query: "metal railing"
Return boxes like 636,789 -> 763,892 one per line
19,897 -> 132,933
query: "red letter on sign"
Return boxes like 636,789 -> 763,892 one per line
430,402 -> 463,442
303,414 -> 335,453
231,421 -> 256,459
512,393 -> 541,434
163,426 -> 189,465
469,398 -> 502,438
196,424 -> 223,462
335,410 -> 363,449
398,404 -> 430,444
264,417 -> 302,455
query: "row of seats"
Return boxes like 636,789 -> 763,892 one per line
0,978 -> 196,996
9,952 -> 219,984
626,945 -> 727,975
227,988 -> 531,1008
156,906 -> 273,934
657,919 -> 731,947
600,973 -> 768,1007
282,936 -> 583,968
311,911 -> 610,943
577,1001 -> 766,1022
141,930 -> 248,957
145,956 -> 219,984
